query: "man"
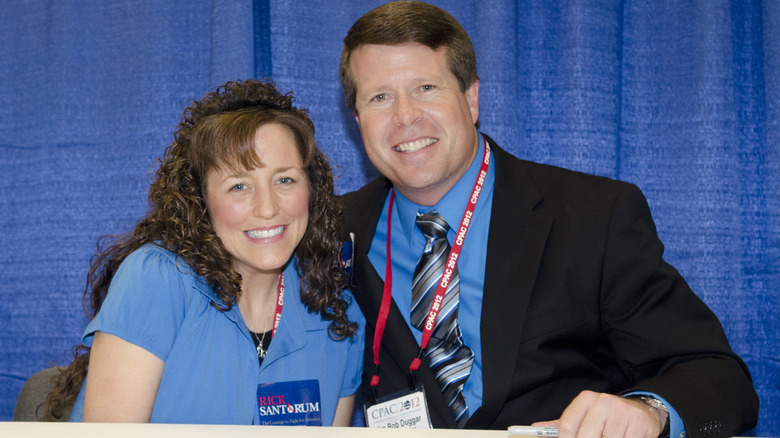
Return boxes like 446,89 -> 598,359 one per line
338,1 -> 759,436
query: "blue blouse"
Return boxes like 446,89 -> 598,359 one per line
70,243 -> 364,425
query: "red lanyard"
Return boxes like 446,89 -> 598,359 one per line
271,273 -> 285,337
370,138 -> 491,387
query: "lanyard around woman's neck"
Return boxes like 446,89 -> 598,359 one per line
247,273 -> 285,338
369,137 -> 491,389
271,272 -> 285,337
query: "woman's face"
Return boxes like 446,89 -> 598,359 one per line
205,123 -> 310,280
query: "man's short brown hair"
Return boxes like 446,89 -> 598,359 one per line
340,1 -> 479,114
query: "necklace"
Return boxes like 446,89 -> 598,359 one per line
251,329 -> 269,358
244,273 -> 285,360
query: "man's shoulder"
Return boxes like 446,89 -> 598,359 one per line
490,141 -> 639,210
339,177 -> 391,233
486,134 -> 629,194
341,176 -> 391,209
519,159 -> 626,190
483,133 -> 627,186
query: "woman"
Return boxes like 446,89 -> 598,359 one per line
46,80 -> 363,426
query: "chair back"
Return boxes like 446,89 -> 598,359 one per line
13,367 -> 72,421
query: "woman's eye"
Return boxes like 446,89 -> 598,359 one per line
278,177 -> 295,185
229,183 -> 246,192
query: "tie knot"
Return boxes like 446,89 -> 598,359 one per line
416,211 -> 450,239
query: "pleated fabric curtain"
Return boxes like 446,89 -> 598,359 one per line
0,0 -> 777,435
0,0 -> 257,419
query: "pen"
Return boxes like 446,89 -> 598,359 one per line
507,426 -> 559,436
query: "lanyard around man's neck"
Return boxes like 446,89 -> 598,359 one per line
369,137 -> 491,389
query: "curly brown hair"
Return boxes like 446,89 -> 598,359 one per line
44,80 -> 355,419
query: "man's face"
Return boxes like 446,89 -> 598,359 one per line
350,43 -> 479,206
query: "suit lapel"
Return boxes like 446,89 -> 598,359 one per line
467,139 -> 552,428
345,179 -> 423,370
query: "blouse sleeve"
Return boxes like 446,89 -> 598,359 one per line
81,245 -> 193,362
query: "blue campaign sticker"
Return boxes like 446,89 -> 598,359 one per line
256,379 -> 322,426
340,234 -> 354,280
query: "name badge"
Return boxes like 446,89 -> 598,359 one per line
256,379 -> 322,426
364,386 -> 433,429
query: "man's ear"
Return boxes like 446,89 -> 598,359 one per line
466,80 -> 479,125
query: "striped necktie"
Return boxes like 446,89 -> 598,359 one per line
411,211 -> 474,427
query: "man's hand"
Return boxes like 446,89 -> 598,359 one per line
533,390 -> 668,438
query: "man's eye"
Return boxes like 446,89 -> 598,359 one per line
373,94 -> 387,102
421,84 -> 434,91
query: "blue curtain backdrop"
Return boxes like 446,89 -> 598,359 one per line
0,0 -> 777,434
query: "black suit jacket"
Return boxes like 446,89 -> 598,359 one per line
342,135 -> 758,435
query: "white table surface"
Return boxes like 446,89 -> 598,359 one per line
0,422 -> 512,437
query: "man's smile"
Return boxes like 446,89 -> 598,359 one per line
394,137 -> 438,153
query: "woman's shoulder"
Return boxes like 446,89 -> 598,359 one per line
121,243 -> 193,278
113,243 -> 208,296
125,242 -> 180,266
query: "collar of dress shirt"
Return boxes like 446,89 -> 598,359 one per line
394,133 -> 489,248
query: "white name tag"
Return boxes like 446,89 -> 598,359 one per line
365,389 -> 432,429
